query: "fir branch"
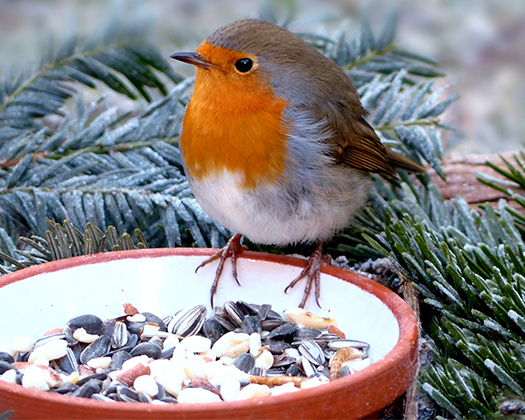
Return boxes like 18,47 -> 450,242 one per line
0,14 -> 181,140
336,178 -> 525,417
0,219 -> 151,272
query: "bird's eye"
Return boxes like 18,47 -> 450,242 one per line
234,58 -> 253,73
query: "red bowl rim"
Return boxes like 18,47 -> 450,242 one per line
0,247 -> 419,417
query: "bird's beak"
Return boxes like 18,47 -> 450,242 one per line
170,52 -> 212,69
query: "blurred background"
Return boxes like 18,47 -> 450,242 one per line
0,0 -> 524,157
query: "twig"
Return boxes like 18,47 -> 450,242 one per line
400,272 -> 420,420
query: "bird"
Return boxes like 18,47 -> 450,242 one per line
171,19 -> 425,308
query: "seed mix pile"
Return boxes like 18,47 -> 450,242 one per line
0,302 -> 371,404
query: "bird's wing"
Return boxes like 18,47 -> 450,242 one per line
320,98 -> 424,177
318,98 -> 396,177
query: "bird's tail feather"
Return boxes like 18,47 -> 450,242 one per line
385,148 -> 426,174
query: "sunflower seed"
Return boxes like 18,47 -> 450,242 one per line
233,353 -> 255,373
161,346 -> 175,359
222,301 -> 245,327
294,327 -> 322,341
116,385 -> 140,402
0,352 -> 14,364
267,323 -> 298,341
339,365 -> 352,378
257,304 -> 272,320
328,339 -> 370,357
130,342 -> 161,359
34,333 -> 66,348
203,317 -> 227,343
286,363 -> 302,377
272,355 -> 296,368
168,305 -> 206,337
111,322 -> 128,349
142,312 -> 167,332
77,372 -> 107,387
70,379 -> 102,398
109,350 -> 131,370
92,393 -> 115,402
299,340 -> 325,366
213,313 -> 237,331
55,382 -> 78,394
54,347 -> 79,374
139,392 -> 153,403
79,335 -> 111,364
301,357 -> 319,378
241,315 -> 262,335
0,361 -> 18,375
312,333 -> 342,347
249,366 -> 265,376
260,318 -> 284,331
263,339 -> 292,354
68,314 -> 104,335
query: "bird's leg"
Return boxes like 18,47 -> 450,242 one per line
284,241 -> 324,308
196,233 -> 247,306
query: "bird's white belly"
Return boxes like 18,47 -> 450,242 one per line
188,170 -> 369,245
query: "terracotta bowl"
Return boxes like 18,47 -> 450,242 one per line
0,248 -> 418,419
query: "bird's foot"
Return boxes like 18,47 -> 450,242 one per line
196,233 -> 247,307
284,242 -> 325,308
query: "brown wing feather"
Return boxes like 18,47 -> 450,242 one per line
320,97 -> 395,177
339,117 -> 396,177
323,97 -> 424,177
385,148 -> 426,173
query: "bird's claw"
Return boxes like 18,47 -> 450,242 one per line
284,242 -> 324,308
196,233 -> 246,307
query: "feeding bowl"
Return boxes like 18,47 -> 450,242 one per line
0,248 -> 418,419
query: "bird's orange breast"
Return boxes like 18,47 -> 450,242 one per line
180,42 -> 290,190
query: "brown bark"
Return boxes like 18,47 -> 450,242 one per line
429,151 -> 525,213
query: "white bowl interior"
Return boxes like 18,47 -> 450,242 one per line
0,255 -> 399,363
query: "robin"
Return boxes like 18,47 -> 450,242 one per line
171,19 -> 424,308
